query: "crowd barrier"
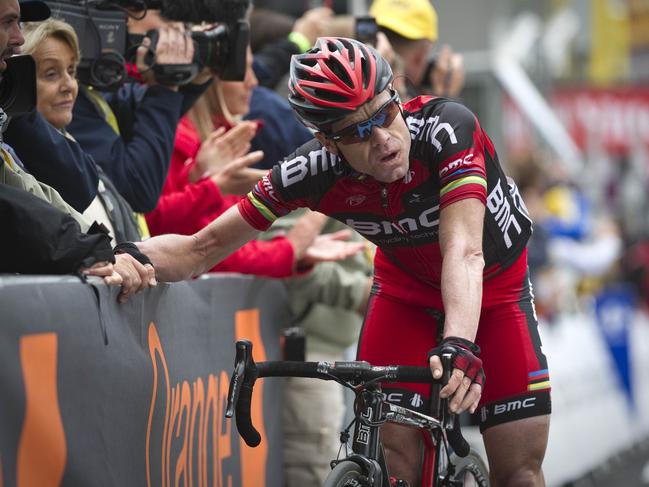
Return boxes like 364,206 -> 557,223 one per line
2,275 -> 648,487
0,274 -> 290,487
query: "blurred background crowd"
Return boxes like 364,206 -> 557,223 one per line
2,0 -> 649,485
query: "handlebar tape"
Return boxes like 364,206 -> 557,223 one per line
259,361 -> 324,378
393,365 -> 437,383
447,417 -> 470,457
235,367 -> 261,447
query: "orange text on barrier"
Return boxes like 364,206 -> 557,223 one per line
146,313 -> 267,487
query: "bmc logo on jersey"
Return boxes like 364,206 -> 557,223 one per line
407,115 -> 458,152
486,182 -> 531,249
280,147 -> 339,187
346,205 -> 439,236
439,153 -> 474,178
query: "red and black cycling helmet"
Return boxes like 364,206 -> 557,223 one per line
288,37 -> 393,132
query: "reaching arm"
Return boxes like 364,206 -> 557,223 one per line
137,205 -> 260,282
438,198 -> 485,341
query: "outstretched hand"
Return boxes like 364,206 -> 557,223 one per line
298,229 -> 366,267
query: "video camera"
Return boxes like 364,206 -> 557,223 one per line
0,56 -> 37,117
43,0 -> 251,90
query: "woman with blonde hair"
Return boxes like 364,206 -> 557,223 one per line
22,18 -> 144,246
21,18 -> 156,300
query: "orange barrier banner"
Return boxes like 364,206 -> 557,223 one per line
0,275 -> 289,487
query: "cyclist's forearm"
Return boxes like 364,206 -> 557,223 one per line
438,199 -> 485,342
138,206 -> 260,281
440,247 -> 484,341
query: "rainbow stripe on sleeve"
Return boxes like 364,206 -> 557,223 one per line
440,175 -> 487,198
247,192 -> 278,223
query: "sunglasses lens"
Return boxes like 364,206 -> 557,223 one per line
332,94 -> 400,145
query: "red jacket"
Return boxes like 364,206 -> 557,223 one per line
146,117 -> 295,277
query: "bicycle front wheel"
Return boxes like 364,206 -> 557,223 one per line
322,459 -> 369,487
449,450 -> 490,486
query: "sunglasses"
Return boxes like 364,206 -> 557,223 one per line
327,91 -> 401,145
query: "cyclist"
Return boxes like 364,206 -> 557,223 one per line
139,37 -> 551,486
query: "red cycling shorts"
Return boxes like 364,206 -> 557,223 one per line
357,249 -> 551,432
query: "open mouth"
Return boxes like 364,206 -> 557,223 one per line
379,150 -> 399,165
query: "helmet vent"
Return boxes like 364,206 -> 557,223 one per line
314,88 -> 348,103
296,66 -> 321,82
329,60 -> 352,88
360,57 -> 371,90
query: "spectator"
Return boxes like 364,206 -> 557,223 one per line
1,178 -> 156,301
1,0 -> 100,213
370,0 -> 465,99
0,2 -> 91,230
67,9 -> 213,215
21,18 -> 142,244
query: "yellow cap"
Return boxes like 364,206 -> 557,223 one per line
369,0 -> 438,42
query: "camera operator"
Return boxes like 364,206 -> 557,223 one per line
369,0 -> 465,100
65,8 -> 214,215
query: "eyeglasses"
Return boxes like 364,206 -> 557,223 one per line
327,91 -> 401,145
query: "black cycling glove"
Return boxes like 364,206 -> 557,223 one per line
428,336 -> 485,387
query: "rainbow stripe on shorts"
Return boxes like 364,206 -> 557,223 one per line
528,369 -> 550,391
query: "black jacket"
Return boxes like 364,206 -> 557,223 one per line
0,181 -> 113,274
4,110 -> 99,212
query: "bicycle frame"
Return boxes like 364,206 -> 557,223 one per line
344,381 -> 452,487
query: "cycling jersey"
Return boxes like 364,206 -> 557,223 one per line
239,96 -> 533,291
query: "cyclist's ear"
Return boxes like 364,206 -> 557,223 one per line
315,132 -> 339,155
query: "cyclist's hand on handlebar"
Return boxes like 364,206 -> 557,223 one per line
428,336 -> 485,414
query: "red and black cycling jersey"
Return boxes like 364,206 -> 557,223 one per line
239,96 -> 533,288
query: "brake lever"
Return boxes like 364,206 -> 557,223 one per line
225,339 -> 253,418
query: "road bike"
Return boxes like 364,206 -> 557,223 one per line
226,339 -> 490,486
